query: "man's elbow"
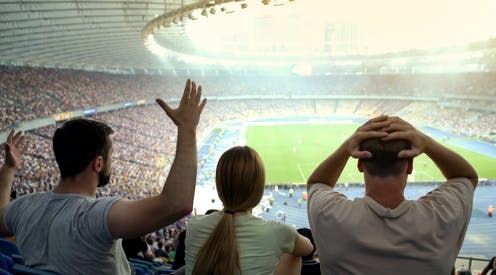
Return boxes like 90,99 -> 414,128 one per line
152,196 -> 193,224
178,206 -> 193,217
469,174 -> 478,188
170,200 -> 193,218
160,192 -> 194,213
307,175 -> 318,187
464,167 -> 478,188
155,205 -> 192,228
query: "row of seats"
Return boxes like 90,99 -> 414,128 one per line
0,239 -> 176,275
129,258 -> 173,275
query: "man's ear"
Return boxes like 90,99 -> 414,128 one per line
357,159 -> 364,173
406,159 -> 413,175
92,156 -> 104,172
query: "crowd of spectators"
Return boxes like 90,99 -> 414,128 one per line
1,65 -> 496,132
402,102 -> 496,142
0,66 -> 176,131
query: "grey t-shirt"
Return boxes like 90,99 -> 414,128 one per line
4,191 -> 131,275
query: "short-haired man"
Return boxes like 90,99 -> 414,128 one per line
307,115 -> 478,275
0,79 -> 206,274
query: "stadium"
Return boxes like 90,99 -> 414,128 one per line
0,0 -> 495,274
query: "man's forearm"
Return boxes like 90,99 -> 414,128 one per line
274,254 -> 302,275
307,143 -> 350,188
0,165 -> 15,207
424,135 -> 478,187
161,126 -> 197,213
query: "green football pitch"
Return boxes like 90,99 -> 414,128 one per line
245,123 -> 496,185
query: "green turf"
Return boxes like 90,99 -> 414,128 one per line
245,123 -> 496,184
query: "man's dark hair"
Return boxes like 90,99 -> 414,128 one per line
359,138 -> 411,177
297,227 -> 316,260
53,119 -> 113,179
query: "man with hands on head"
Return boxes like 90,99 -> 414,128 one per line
0,79 -> 206,274
307,115 -> 477,275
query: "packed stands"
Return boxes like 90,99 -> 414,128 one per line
2,65 -> 496,132
1,64 -> 495,199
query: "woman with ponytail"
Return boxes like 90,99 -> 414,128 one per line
185,146 -> 313,275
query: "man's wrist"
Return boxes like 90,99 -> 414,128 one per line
0,164 -> 16,172
421,134 -> 436,156
341,140 -> 352,157
177,125 -> 197,133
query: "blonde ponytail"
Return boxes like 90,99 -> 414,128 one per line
192,213 -> 240,275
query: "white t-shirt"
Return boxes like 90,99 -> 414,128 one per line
185,212 -> 297,275
308,178 -> 474,275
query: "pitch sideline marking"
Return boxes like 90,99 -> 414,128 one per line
297,163 -> 306,183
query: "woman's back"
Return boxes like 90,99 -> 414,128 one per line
185,212 -> 297,275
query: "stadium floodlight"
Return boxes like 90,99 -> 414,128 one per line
141,0 -> 299,66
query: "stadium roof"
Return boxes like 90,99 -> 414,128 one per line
0,0 -> 194,71
1,0 -> 495,73
0,0 -> 326,72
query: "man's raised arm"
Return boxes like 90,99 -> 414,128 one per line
108,79 -> 207,239
0,130 -> 25,236
307,115 -> 389,189
382,117 -> 478,187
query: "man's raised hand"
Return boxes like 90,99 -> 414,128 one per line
156,79 -> 207,128
346,115 -> 390,159
381,116 -> 428,158
4,129 -> 24,169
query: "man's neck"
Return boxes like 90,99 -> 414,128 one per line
365,176 -> 406,209
54,174 -> 97,197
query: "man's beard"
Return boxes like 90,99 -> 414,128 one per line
98,169 -> 110,187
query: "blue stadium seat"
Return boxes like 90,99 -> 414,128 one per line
129,258 -> 154,270
132,264 -> 146,275
0,257 -> 10,273
129,258 -> 152,265
130,262 -> 153,275
11,264 -> 56,275
129,258 -> 173,275
0,240 -> 19,258
9,256 -> 22,266
0,254 -> 13,272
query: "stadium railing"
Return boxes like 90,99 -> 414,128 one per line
456,256 -> 491,271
